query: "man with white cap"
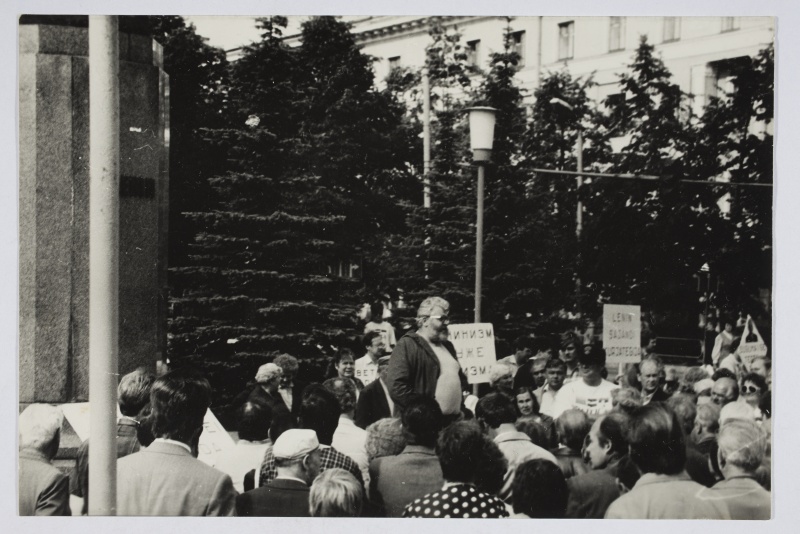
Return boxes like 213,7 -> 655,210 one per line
236,429 -> 321,517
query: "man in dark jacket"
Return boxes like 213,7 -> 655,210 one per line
387,296 -> 467,419
237,429 -> 321,517
355,355 -> 393,429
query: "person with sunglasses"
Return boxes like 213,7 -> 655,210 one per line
386,296 -> 468,423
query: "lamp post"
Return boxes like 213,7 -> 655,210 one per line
466,107 -> 497,324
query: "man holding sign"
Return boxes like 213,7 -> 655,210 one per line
387,296 -> 468,420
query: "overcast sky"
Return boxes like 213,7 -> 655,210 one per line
184,15 -> 308,51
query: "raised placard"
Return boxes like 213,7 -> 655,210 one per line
448,323 -> 497,384
603,304 -> 642,364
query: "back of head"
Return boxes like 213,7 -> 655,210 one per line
712,368 -> 737,382
514,335 -> 534,352
238,400 -> 273,442
717,419 -> 767,472
436,421 -> 507,491
401,397 -> 443,448
696,402 -> 721,434
118,368 -> 155,417
626,403 -> 686,475
511,459 -> 568,518
612,387 -> 643,416
681,366 -> 710,393
556,409 -> 591,451
667,393 -> 698,435
19,404 -> 64,456
150,367 -> 211,443
273,353 -> 299,376
309,468 -> 363,517
515,416 -> 549,448
365,418 -> 406,462
300,383 -> 341,445
475,392 -> 517,429
322,377 -> 357,415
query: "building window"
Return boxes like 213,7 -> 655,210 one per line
663,17 -> 681,42
558,21 -> 575,60
510,31 -> 526,67
388,56 -> 401,71
609,17 -> 625,51
705,56 -> 750,101
721,17 -> 740,32
466,40 -> 480,66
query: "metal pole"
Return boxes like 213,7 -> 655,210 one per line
575,130 -> 583,316
473,163 -> 485,397
475,163 -> 485,324
422,68 -> 431,208
88,15 -> 119,516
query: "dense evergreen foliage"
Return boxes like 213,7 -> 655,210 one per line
155,18 -> 773,405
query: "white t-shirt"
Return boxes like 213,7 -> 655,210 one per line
551,379 -> 619,419
354,354 -> 380,387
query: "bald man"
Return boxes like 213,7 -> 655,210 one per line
710,377 -> 739,407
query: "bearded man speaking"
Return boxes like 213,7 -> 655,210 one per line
387,296 -> 468,422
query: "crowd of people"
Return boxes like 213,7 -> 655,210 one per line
19,296 -> 772,519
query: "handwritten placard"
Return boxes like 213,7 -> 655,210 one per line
448,323 -> 497,384
603,305 -> 641,364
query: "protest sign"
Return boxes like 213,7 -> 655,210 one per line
603,304 -> 641,364
738,315 -> 768,367
448,323 -> 497,384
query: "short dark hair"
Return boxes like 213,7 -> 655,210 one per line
545,358 -> 567,372
269,411 -> 295,443
627,403 -> 686,475
400,397 -> 443,448
363,330 -> 382,349
150,368 -> 211,443
514,335 -> 535,351
579,344 -> 606,367
511,459 -> 568,518
118,368 -> 154,417
300,384 -> 341,445
238,401 -> 272,441
596,412 -> 629,459
475,392 -> 518,429
323,377 -> 357,414
561,331 -> 582,350
436,421 -> 506,492
515,416 -> 549,448
712,368 -> 737,381
556,409 -> 591,451
333,348 -> 356,365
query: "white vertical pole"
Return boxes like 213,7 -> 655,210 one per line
422,67 -> 432,208
88,15 -> 119,516
473,163 -> 485,397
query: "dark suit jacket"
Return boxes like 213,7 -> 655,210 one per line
236,478 -> 311,517
369,444 -> 444,517
552,446 -> 591,479
566,459 -> 622,519
387,332 -> 468,410
355,378 -> 392,429
247,385 -> 292,424
19,449 -> 71,516
116,441 -> 236,516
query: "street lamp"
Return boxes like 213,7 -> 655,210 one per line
466,106 -> 496,324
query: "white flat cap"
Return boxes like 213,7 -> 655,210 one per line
273,429 -> 319,460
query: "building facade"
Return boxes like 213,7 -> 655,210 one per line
337,16 -> 773,114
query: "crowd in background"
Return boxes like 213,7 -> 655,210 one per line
19,298 -> 771,519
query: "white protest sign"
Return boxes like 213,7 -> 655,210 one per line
448,323 -> 497,384
602,304 -> 641,364
738,315 -> 768,367
197,408 -> 236,467
60,402 -> 91,442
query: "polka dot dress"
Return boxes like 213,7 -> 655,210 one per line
402,484 -> 509,518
